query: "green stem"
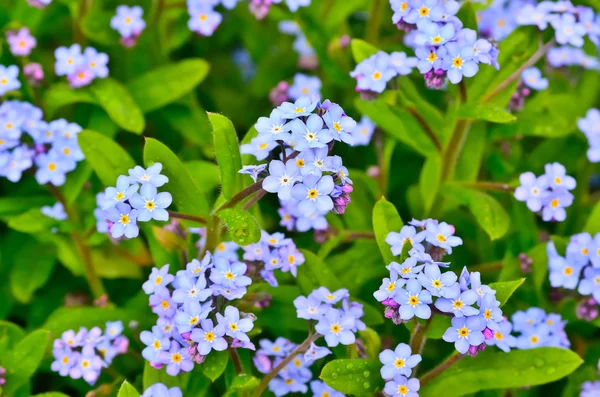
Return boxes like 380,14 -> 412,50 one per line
229,348 -> 244,374
407,107 -> 442,153
168,211 -> 207,224
366,0 -> 384,44
419,353 -> 463,387
215,181 -> 264,212
441,119 -> 471,182
456,181 -> 515,193
253,333 -> 322,397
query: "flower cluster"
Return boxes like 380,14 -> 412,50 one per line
6,27 -> 36,57
140,255 -> 257,375
93,163 -> 173,239
514,162 -> 576,222
0,65 -> 21,96
547,46 -> 600,70
253,337 -> 332,396
268,73 -> 321,106
479,0 -> 600,46
0,100 -> 85,186
51,322 -> 128,385
54,44 -> 109,88
509,308 -> 570,349
278,21 -> 317,68
240,97 -> 356,233
41,202 -> 67,221
294,287 -> 365,347
350,51 -> 417,93
142,383 -> 182,397
111,5 -> 146,47
379,343 -> 421,397
578,108 -> 600,163
547,233 -> 600,304
241,230 -> 305,286
509,67 -> 548,111
581,380 -> 600,397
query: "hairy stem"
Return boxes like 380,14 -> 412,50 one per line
216,181 -> 264,211
229,348 -> 244,374
482,38 -> 556,104
407,107 -> 443,153
409,318 -> 432,356
419,353 -> 463,387
168,211 -> 207,224
253,333 -> 322,397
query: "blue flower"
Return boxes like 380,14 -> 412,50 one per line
262,160 -> 302,200
304,343 -> 331,364
209,258 -> 252,289
323,155 -> 352,185
83,47 -> 109,79
35,150 -> 72,186
172,274 -> 212,305
103,175 -> 139,209
70,345 -> 103,385
257,337 -> 294,357
468,272 -> 494,303
41,202 -> 68,221
268,372 -> 310,397
516,324 -> 550,349
174,300 -> 212,333
417,264 -> 457,297
549,255 -> 582,290
142,384 -> 182,397
350,52 -> 396,93
149,287 -> 176,319
51,346 -> 77,376
110,5 -> 146,39
443,42 -> 479,84
143,265 -> 175,295
514,171 -> 547,212
105,202 -> 139,239
315,308 -> 356,347
190,319 -> 228,355
211,285 -> 247,300
216,306 -> 254,343
511,307 -> 546,334
442,316 -> 486,354
551,13 -> 586,47
383,375 -> 420,397
0,65 -> 21,96
566,232 -> 593,266
291,174 -> 334,217
424,221 -> 462,253
239,164 -> 267,183
522,67 -> 548,91
312,286 -> 349,304
379,343 -> 422,379
389,51 -> 418,76
396,279 -> 432,320
581,381 -> 600,397
255,109 -> 290,143
310,381 -> 343,397
285,0 -> 311,12
485,320 -> 516,353
386,226 -> 425,256
140,327 -> 170,362
288,114 -> 333,151
435,289 -> 479,317
374,272 -> 406,302
404,0 -> 439,24
389,258 -> 424,280
105,321 -> 123,340
55,44 -> 84,76
542,190 -> 574,222
187,7 -> 222,37
159,341 -> 194,376
288,73 -> 321,101
479,294 -> 503,331
351,116 -> 376,146
130,183 -> 172,222
294,295 -> 326,320
278,96 -> 318,119
414,20 -> 455,46
278,243 -> 304,276
182,254 -> 213,278
390,0 -> 412,24
515,3 -> 553,30
128,163 -> 169,187
323,104 -> 356,145
415,45 -> 447,74
541,162 -> 576,191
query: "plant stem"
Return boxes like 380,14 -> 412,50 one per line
168,211 -> 207,224
48,184 -> 107,299
458,80 -> 468,103
482,38 -> 556,104
409,318 -> 431,356
419,353 -> 463,387
229,348 -> 244,374
253,333 -> 322,397
366,0 -> 384,44
344,231 -> 376,241
242,189 -> 267,211
216,181 -> 264,211
457,181 -> 515,192
441,119 -> 470,182
407,107 -> 443,153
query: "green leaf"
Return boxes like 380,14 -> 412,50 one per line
443,184 -> 510,240
357,328 -> 382,360
128,59 -> 210,113
0,196 -> 52,216
117,381 -> 140,397
456,1 -> 478,31
144,138 -> 210,218
320,359 -> 384,396
404,316 -> 450,339
2,330 -> 50,395
143,362 -> 192,390
32,393 -> 71,397
209,113 -> 244,200
297,249 -> 342,295
185,161 -> 220,194
78,129 -> 136,186
420,348 -> 583,397
81,10 -> 120,45
201,350 -> 229,381
0,321 -> 25,357
420,154 -> 442,215
584,200 -> 600,235
42,82 -> 97,118
457,103 -> 516,123
372,197 -> 404,264
90,78 -> 145,134
350,39 -> 379,63
230,374 -> 260,390
215,208 -> 261,246
10,239 -> 56,303
488,278 -> 525,307
7,208 -> 55,233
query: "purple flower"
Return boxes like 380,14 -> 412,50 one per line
424,221 -> 462,253
239,164 -> 267,182
383,375 -> 420,397
51,347 -> 77,376
191,319 -> 228,355
174,300 -> 212,333
304,343 -> 331,364
315,308 -> 356,347
159,341 -> 193,376
216,306 -> 254,343
83,47 -> 109,79
172,274 -> 212,304
110,5 -> 146,39
291,174 -> 334,217
514,171 -> 547,212
379,343 -> 422,379
128,163 -> 169,187
143,265 -> 175,295
288,114 -> 333,151
55,44 -> 84,76
105,202 -> 139,239
7,28 -> 37,56
209,259 -> 252,289
374,272 -> 406,302
485,320 -> 516,352
323,103 -> 356,145
294,295 -> 326,320
103,175 -> 139,209
395,279 -> 432,320
417,264 -> 457,297
310,381 -> 343,397
442,316 -> 486,354
188,7 -> 222,36
129,183 -> 172,222
262,160 -> 302,200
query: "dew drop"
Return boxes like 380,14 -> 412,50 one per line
346,363 -> 354,370
363,371 -> 370,377
547,367 -> 556,374
363,382 -> 370,389
331,372 -> 338,378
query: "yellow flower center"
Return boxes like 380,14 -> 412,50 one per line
333,122 -> 341,131
453,300 -> 463,309
189,316 -> 199,325
398,385 -> 409,395
63,147 -> 70,155
296,159 -> 305,167
205,332 -> 215,341
259,143 -> 268,149
125,17 -> 132,23
419,6 -> 429,16
494,331 -> 504,340
530,336 -> 539,344
387,282 -> 396,292
48,162 -> 57,171
436,234 -> 446,243
82,360 -> 90,368
563,266 -> 573,276
484,309 -> 492,319
161,300 -> 169,309
294,107 -> 304,113
285,379 -> 294,385
225,271 -> 235,280
452,56 -> 463,68
301,87 -> 309,94
550,199 -> 559,208
409,295 -> 419,305
145,201 -> 155,210
229,323 -> 238,331
394,359 -> 405,368
199,14 -> 207,21
373,71 -> 382,80
400,2 -> 407,11
155,276 -> 163,285
497,18 -> 506,27
401,267 -> 411,274
331,324 -> 341,333
432,35 -> 442,44
582,248 -> 588,255
153,340 -> 161,349
62,356 -> 69,364
433,280 -> 442,288
458,327 -> 469,337
308,189 -> 318,199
